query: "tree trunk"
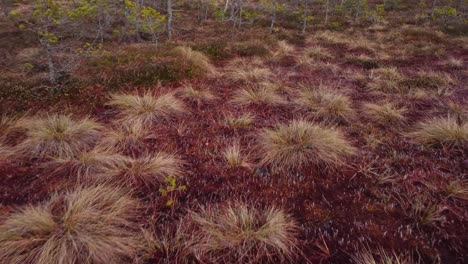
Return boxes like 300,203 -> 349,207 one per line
270,0 -> 277,33
166,0 -> 173,39
325,0 -> 329,25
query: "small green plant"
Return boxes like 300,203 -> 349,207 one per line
159,176 -> 187,206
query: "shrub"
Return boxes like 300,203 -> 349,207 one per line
107,91 -> 186,127
231,85 -> 285,106
408,117 -> 467,149
170,46 -> 215,76
363,102 -> 407,125
12,115 -> 102,159
178,83 -> 217,106
223,112 -> 256,129
187,202 -> 299,263
258,120 -> 356,170
0,185 -> 143,264
107,153 -> 184,188
294,87 -> 355,122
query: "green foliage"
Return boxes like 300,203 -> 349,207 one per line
159,176 -> 187,206
124,0 -> 166,41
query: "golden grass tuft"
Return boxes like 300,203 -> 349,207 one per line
107,91 -> 186,127
223,141 -> 250,168
446,57 -> 464,69
46,147 -> 126,182
231,85 -> 285,106
303,45 -> 333,60
352,246 -> 418,264
271,40 -> 295,61
107,152 -> 184,187
170,46 -> 215,76
226,58 -> 273,83
368,67 -> 403,93
178,83 -> 217,105
294,87 -> 355,122
223,112 -> 256,129
0,185 -> 143,264
101,123 -> 149,155
258,120 -> 356,170
12,115 -> 102,159
408,117 -> 467,149
187,202 -> 299,263
363,102 -> 407,125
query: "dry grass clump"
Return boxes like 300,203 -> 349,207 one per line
187,202 -> 299,263
223,112 -> 255,129
46,147 -> 126,182
352,246 -> 418,264
271,40 -> 295,62
108,153 -> 184,187
12,115 -> 102,159
408,117 -> 467,149
368,67 -> 404,93
445,179 -> 468,200
346,54 -> 380,69
314,31 -> 348,45
401,71 -> 456,91
363,102 -> 407,125
231,85 -> 285,106
446,57 -> 464,69
294,87 -> 355,122
0,185 -> 143,264
303,45 -> 333,60
101,123 -> 149,155
228,66 -> 273,83
170,46 -> 215,76
0,143 -> 12,159
258,120 -> 356,171
107,91 -> 186,127
223,141 -> 250,168
178,83 -> 216,106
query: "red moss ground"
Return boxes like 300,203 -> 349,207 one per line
1,10 -> 467,264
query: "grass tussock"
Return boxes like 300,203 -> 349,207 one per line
223,112 -> 255,129
0,185 -> 143,264
223,141 -> 249,168
352,246 -> 419,264
226,59 -> 273,83
401,71 -> 456,91
101,123 -> 149,155
368,67 -> 403,93
178,83 -> 217,105
170,46 -> 215,76
108,153 -> 184,187
46,147 -> 126,182
107,91 -> 186,127
12,115 -> 102,159
258,120 -> 356,171
408,117 -> 467,149
303,45 -> 333,60
231,85 -> 285,106
446,57 -> 464,69
294,87 -> 355,122
187,202 -> 299,263
363,102 -> 407,125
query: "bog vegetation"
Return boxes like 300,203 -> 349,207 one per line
0,0 -> 466,263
